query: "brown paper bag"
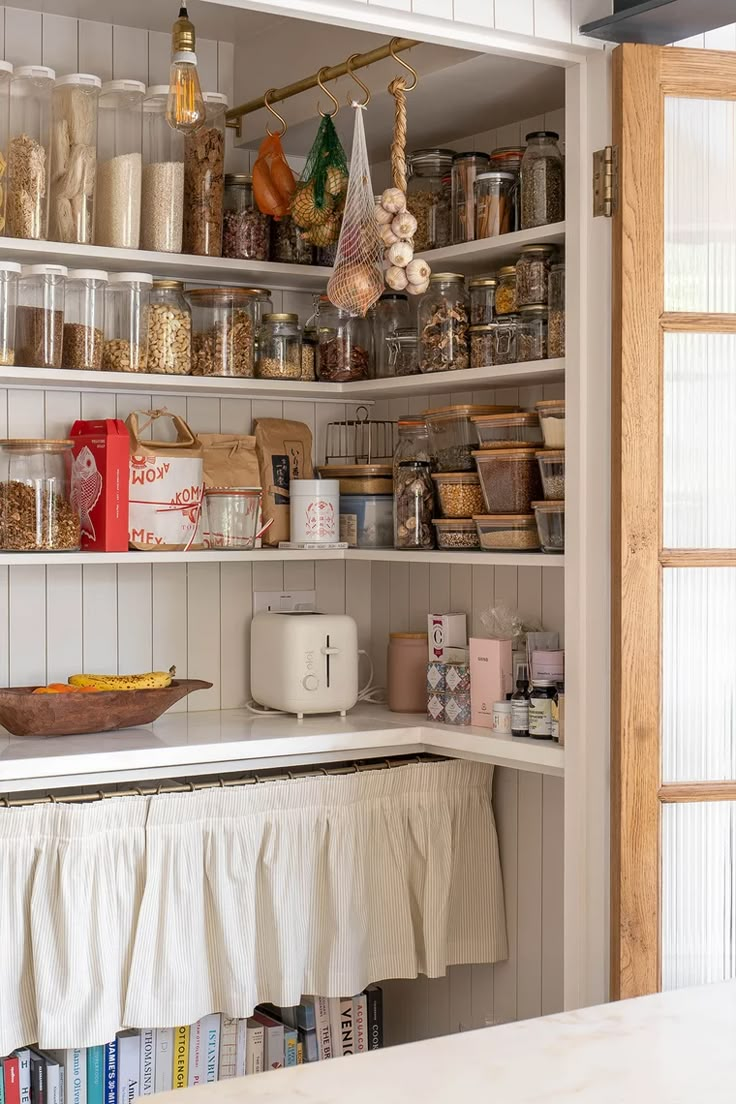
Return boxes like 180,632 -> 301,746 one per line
199,433 -> 260,489
126,410 -> 204,551
254,419 -> 313,546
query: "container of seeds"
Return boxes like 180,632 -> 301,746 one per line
187,287 -> 257,377
424,403 -> 516,472
0,438 -> 81,550
532,499 -> 565,553
62,268 -> 106,371
472,412 -> 543,449
431,472 -> 484,518
141,85 -> 184,253
536,450 -> 565,500
256,313 -> 301,380
432,518 -> 480,551
474,514 -> 541,552
473,447 -> 543,514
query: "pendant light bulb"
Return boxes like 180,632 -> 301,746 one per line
166,5 -> 206,133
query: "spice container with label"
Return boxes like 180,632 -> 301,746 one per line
102,272 -> 151,373
141,85 -> 184,253
0,439 -> 80,550
407,148 -> 453,252
256,313 -> 302,380
536,398 -> 566,448
7,65 -> 53,240
473,447 -> 543,514
451,152 -> 490,244
271,215 -> 315,265
204,487 -> 261,549
49,74 -> 101,245
223,174 -> 270,261
492,701 -> 512,733
425,404 -> 510,472
516,244 -> 555,306
16,263 -> 66,368
532,499 -> 565,553
493,314 -> 519,365
521,130 -> 564,229
62,268 -> 106,371
472,412 -> 543,449
474,514 -> 541,552
183,91 -> 226,257
317,302 -> 371,382
95,80 -> 144,249
394,460 -> 434,549
418,273 -> 468,374
301,328 -> 318,381
373,292 -> 409,378
548,262 -> 565,358
147,279 -> 191,375
474,171 -> 515,238
188,287 -> 257,378
0,262 -> 19,366
291,479 -> 339,544
489,146 -> 524,231
495,267 -> 517,315
432,518 -> 480,551
340,493 -> 393,549
529,680 -> 556,739
470,324 -> 494,369
469,277 -> 497,325
387,328 -> 419,377
388,633 -> 429,713
432,472 -> 485,519
518,305 -> 548,362
536,450 -> 565,500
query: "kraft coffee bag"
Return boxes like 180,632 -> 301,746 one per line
126,410 -> 204,551
198,433 -> 260,489
254,419 -> 313,546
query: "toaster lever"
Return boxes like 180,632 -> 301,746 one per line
321,636 -> 339,688
321,646 -> 340,655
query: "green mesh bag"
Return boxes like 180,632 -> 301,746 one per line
290,114 -> 348,248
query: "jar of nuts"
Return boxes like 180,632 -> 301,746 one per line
102,271 -> 151,373
147,279 -> 191,375
187,287 -> 257,378
256,313 -> 302,380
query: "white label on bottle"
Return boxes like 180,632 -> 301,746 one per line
511,699 -> 529,733
529,695 -> 552,737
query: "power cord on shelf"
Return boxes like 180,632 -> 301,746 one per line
245,650 -> 386,716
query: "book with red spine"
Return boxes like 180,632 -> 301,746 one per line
3,1058 -> 20,1104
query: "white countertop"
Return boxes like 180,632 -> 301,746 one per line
155,982 -> 736,1104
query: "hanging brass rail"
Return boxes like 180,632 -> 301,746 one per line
225,37 -> 419,132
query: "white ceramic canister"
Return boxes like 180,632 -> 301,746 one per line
492,700 -> 512,733
290,478 -> 340,543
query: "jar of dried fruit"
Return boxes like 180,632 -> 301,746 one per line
407,148 -> 454,252
516,244 -> 555,306
7,65 -> 54,240
147,279 -> 191,375
520,130 -> 564,230
418,273 -> 468,373
187,287 -> 257,378
102,271 -> 152,373
62,268 -> 106,371
183,91 -> 227,257
223,174 -> 270,261
0,439 -> 80,551
316,301 -> 372,382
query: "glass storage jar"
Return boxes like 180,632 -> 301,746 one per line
49,73 -> 101,244
473,447 -> 543,514
520,130 -> 564,230
424,403 -> 508,472
95,79 -> 144,249
536,398 -> 565,447
394,460 -> 434,549
0,438 -> 80,550
0,64 -> 12,233
474,171 -> 515,238
6,65 -> 53,241
317,302 -> 371,382
432,518 -> 480,551
147,279 -> 191,375
532,499 -> 565,553
188,287 -> 257,377
183,90 -> 226,256
518,305 -> 547,362
141,85 -> 184,253
0,261 -> 20,366
451,151 -> 490,244
470,323 -> 494,369
271,215 -> 315,266
495,267 -> 517,315
102,271 -> 152,373
473,411 -> 542,449
407,147 -> 454,252
418,272 -> 468,373
387,327 -> 419,377
516,244 -> 555,306
16,263 -> 66,368
548,262 -> 565,358
469,276 -> 497,325
223,174 -> 269,261
374,292 -> 410,377
393,418 -> 432,489
536,449 -> 565,500
301,328 -> 318,381
493,313 -> 519,365
204,487 -> 261,549
489,146 -> 524,230
474,514 -> 541,552
62,268 -> 106,371
257,313 -> 302,380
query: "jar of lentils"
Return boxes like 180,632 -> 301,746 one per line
222,174 -> 270,261
516,244 -> 555,306
418,273 -> 469,373
520,130 -> 564,229
517,305 -> 547,362
493,314 -> 518,366
469,276 -> 497,325
495,266 -> 517,315
147,279 -> 191,375
256,313 -> 302,380
470,323 -> 494,369
548,262 -> 565,358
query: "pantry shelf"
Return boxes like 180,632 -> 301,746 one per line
342,359 -> 565,397
419,222 -> 566,275
0,548 -> 564,566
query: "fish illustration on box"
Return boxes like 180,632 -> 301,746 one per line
70,445 -> 103,540
69,420 -> 130,552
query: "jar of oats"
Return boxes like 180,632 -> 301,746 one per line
147,279 -> 191,375
7,65 -> 54,240
102,271 -> 151,373
187,287 -> 256,377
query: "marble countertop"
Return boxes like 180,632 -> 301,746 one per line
155,982 -> 736,1103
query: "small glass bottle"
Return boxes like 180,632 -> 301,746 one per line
16,263 -> 66,368
520,130 -> 564,230
62,268 -> 106,371
141,85 -> 184,253
518,305 -> 547,362
516,244 -> 555,306
147,279 -> 191,375
183,91 -> 227,256
511,678 -> 530,737
418,273 -> 468,373
495,267 -> 517,315
469,276 -> 497,325
529,680 -> 556,740
394,460 -> 434,550
95,79 -> 145,249
223,174 -> 270,261
256,313 -> 302,380
373,292 -> 409,378
49,73 -> 101,244
407,147 -> 454,251
6,65 -> 53,241
451,151 -> 490,244
548,262 -> 565,358
102,271 -> 152,373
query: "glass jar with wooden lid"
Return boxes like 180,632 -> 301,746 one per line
317,464 -> 393,495
516,244 -> 556,306
495,266 -> 517,315
256,313 -> 302,380
469,276 -> 498,325
187,287 -> 258,377
0,438 -> 80,550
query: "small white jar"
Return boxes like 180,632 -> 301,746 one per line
492,700 -> 512,733
290,479 -> 340,544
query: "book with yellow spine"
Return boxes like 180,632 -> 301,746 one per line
172,1027 -> 189,1090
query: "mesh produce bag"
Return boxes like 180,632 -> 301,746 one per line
327,105 -> 383,316
291,114 -> 348,248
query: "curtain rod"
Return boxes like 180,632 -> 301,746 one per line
225,37 -> 419,131
0,754 -> 445,808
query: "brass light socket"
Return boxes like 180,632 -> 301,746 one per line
171,5 -> 196,53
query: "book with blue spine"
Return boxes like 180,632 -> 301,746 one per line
283,1030 -> 298,1067
87,1046 -> 104,1104
104,1041 -> 117,1104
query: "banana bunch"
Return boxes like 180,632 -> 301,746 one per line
68,666 -> 175,691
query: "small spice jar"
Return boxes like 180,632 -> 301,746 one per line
536,398 -> 566,448
102,271 -> 152,373
183,90 -> 227,257
317,301 -> 371,382
271,215 -> 315,266
470,323 -> 494,369
418,273 -> 469,374
432,472 -> 485,519
474,514 -> 541,552
472,412 -> 543,449
223,174 -> 270,261
7,65 -> 54,241
424,403 -> 507,473
469,277 -> 497,325
518,305 -> 548,362
256,313 -> 302,380
0,438 -> 81,550
521,130 -> 564,230
16,263 -> 66,368
473,447 -> 543,514
141,85 -> 184,253
188,287 -> 257,378
536,450 -> 565,500
493,314 -> 519,365
432,518 -> 480,551
532,499 -> 565,553
388,632 -> 430,713
95,79 -> 145,250
516,244 -> 555,306
49,73 -> 101,245
147,279 -> 191,375
548,262 -> 565,358
301,328 -> 318,381
451,151 -> 490,244
387,328 -> 419,377
0,261 -> 20,366
394,460 -> 434,549
373,292 -> 410,378
62,268 -> 106,371
474,171 -> 515,238
407,148 -> 454,252
495,267 -> 517,315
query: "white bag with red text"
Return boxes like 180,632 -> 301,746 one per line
126,410 -> 204,551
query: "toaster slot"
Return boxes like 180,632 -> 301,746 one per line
326,634 -> 330,687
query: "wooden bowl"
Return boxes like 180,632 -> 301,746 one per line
0,680 -> 213,737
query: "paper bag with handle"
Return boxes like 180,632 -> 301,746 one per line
126,409 -> 205,551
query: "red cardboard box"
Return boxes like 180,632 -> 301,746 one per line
70,419 -> 129,551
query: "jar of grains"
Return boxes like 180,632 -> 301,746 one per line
48,73 -> 100,244
141,85 -> 184,253
493,314 -> 519,365
469,276 -> 497,325
95,80 -> 144,249
418,273 -> 468,374
474,172 -> 515,238
271,215 -> 315,265
548,262 -> 565,358
301,328 -> 318,380
0,262 -> 19,366
518,305 -> 547,362
0,439 -> 81,551
495,266 -> 517,315
6,65 -> 54,240
373,292 -> 410,378
102,272 -> 151,373
520,130 -> 564,230
187,287 -> 257,378
489,146 -> 524,230
473,447 -> 543,514
16,263 -> 66,369
406,148 -> 454,252
62,269 -> 106,371
516,244 -> 555,306
317,302 -> 371,382
387,327 -> 419,377
223,174 -> 270,261
451,152 -> 490,244
183,91 -> 227,256
256,313 -> 302,380
394,460 -> 434,549
470,323 -> 494,369
147,279 -> 191,375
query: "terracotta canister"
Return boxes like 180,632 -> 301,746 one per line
387,633 -> 429,713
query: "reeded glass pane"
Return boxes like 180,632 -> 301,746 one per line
663,568 -> 736,782
662,801 -> 736,990
665,96 -> 736,312
663,332 -> 736,547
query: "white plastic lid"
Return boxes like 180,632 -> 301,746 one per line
100,79 -> 146,98
493,701 -> 512,712
292,479 -> 339,495
67,268 -> 108,282
54,73 -> 102,89
145,84 -> 169,100
21,263 -> 68,278
204,91 -> 228,106
0,62 -> 13,76
0,262 -> 21,274
107,271 -> 153,286
14,65 -> 54,81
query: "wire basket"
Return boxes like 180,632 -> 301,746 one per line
324,405 -> 397,464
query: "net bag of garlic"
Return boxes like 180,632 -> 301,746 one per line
291,114 -> 348,250
327,104 -> 383,317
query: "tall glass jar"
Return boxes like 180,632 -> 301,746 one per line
317,302 -> 371,382
518,305 -> 547,362
407,148 -> 454,252
256,313 -> 301,380
301,328 -> 318,381
394,460 -> 434,550
141,85 -> 184,253
16,263 -> 66,368
102,272 -> 151,373
271,216 -> 315,266
0,261 -> 19,366
418,272 -> 469,373
62,268 -> 106,371
223,174 -> 269,261
548,262 -> 565,358
516,244 -> 555,306
6,65 -> 53,241
490,146 -> 524,231
474,172 -> 515,238
373,292 -> 409,378
495,266 -> 517,315
451,151 -> 489,244
387,328 -> 419,377
95,79 -> 144,249
0,439 -> 80,551
520,130 -> 564,230
469,276 -> 497,325
0,63 -> 13,235
392,418 -> 432,490
187,287 -> 257,377
183,91 -> 226,257
148,279 -> 191,375
49,74 -> 101,244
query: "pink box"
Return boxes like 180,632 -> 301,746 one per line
469,637 -> 513,729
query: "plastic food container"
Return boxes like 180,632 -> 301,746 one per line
103,272 -> 152,373
148,279 -> 191,375
0,438 -> 80,550
432,518 -> 480,551
424,403 -> 516,472
204,487 -> 261,549
188,287 -> 257,378
340,493 -> 393,548
95,79 -> 144,249
16,263 -> 67,368
317,465 -> 392,495
183,91 -> 227,257
141,85 -> 184,253
473,448 -> 543,514
536,399 -> 566,448
7,65 -> 53,240
536,450 -> 565,500
472,412 -> 543,449
0,261 -> 20,366
532,499 -> 565,553
49,73 -> 101,244
62,268 -> 106,371
223,174 -> 269,261
431,472 -> 484,519
474,514 -> 541,551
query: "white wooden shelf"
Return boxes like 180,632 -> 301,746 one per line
419,222 -> 566,275
343,359 -> 565,397
0,548 -> 564,566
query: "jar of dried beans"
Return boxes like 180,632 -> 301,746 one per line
495,267 -> 517,315
474,171 -> 515,238
548,262 -> 565,358
418,272 -> 468,374
407,148 -> 454,252
394,460 -> 434,549
0,261 -> 19,367
451,151 -> 489,244
7,65 -> 53,241
62,268 -> 106,371
316,302 -> 371,383
223,174 -> 270,261
141,85 -> 184,253
16,263 -> 66,369
256,313 -> 302,380
49,73 -> 101,245
0,439 -> 81,550
187,287 -> 256,378
520,130 -> 564,230
183,91 -> 226,257
516,244 -> 555,306
102,271 -> 151,373
518,305 -> 547,362
95,79 -> 144,249
469,277 -> 497,325
147,279 -> 191,375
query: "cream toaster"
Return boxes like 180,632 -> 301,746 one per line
250,611 -> 359,717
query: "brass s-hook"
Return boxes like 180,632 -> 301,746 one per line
345,54 -> 371,107
317,67 -> 339,118
389,38 -> 417,91
264,88 -> 288,136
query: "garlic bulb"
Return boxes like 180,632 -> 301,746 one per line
381,187 -> 407,214
387,240 -> 413,268
385,265 -> 409,291
380,223 -> 399,247
374,203 -> 394,226
406,258 -> 431,286
406,278 -> 429,296
391,210 -> 418,239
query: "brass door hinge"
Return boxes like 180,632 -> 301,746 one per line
593,145 -> 617,218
